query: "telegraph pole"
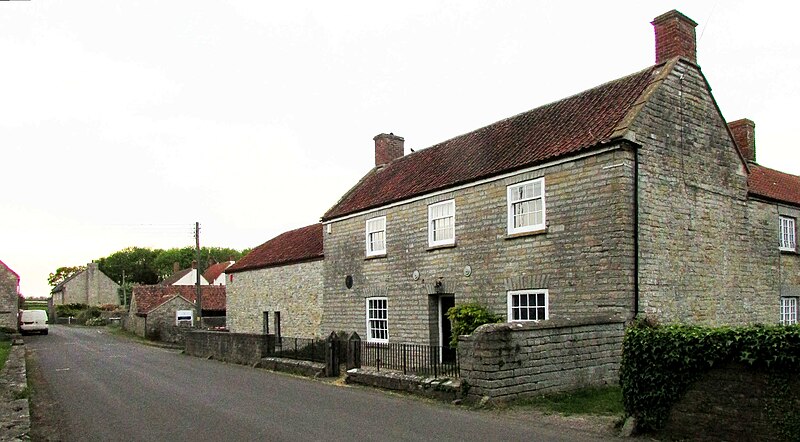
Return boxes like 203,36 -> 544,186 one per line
195,221 -> 202,327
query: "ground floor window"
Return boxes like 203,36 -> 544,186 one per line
366,297 -> 388,342
781,297 -> 797,325
507,289 -> 548,321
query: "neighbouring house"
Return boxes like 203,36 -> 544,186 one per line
203,260 -> 235,286
0,259 -> 20,331
226,223 -> 324,339
126,285 -> 226,343
51,262 -> 120,306
319,9 -> 800,354
160,262 -> 209,286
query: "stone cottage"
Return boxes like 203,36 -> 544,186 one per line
127,285 -> 226,342
226,223 -> 323,339
0,259 -> 20,331
51,262 -> 120,306
319,10 -> 800,351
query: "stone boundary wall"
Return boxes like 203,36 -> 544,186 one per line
458,316 -> 624,402
663,363 -> 796,441
346,367 -> 461,402
0,343 -> 30,440
258,357 -> 325,378
185,331 -> 268,366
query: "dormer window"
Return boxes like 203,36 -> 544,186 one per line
365,216 -> 386,257
780,216 -> 796,251
428,200 -> 455,247
507,178 -> 546,235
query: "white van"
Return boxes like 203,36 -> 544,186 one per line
19,310 -> 48,335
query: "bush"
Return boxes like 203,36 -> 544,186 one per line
85,317 -> 107,326
76,307 -> 101,324
56,303 -> 88,318
620,320 -> 800,432
445,302 -> 503,347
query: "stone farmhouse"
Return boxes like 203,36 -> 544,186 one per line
0,259 -> 20,331
51,262 -> 119,306
315,10 -> 800,353
226,223 -> 323,339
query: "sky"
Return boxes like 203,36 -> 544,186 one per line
2,1 -> 798,297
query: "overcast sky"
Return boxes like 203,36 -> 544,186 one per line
2,1 -> 798,297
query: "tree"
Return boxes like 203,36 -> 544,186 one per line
97,247 -> 159,285
48,266 -> 86,288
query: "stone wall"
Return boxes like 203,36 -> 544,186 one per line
776,204 -> 800,297
0,265 -> 18,330
322,147 -> 636,345
632,59 -> 777,325
146,296 -> 195,343
185,330 -> 270,366
663,363 -> 796,441
227,259 -> 323,338
458,317 -> 624,401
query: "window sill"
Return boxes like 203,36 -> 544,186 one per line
505,227 -> 548,240
780,248 -> 798,255
427,242 -> 456,252
364,253 -> 387,261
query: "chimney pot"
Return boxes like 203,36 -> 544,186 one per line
728,119 -> 756,162
374,133 -> 405,167
652,10 -> 698,64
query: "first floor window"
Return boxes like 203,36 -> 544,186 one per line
366,216 -> 386,256
781,297 -> 797,325
780,216 -> 796,251
428,200 -> 455,246
508,289 -> 548,321
507,178 -> 546,234
366,297 -> 388,342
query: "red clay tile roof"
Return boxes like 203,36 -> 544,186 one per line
227,223 -> 323,273
159,268 -> 209,286
748,165 -> 800,207
131,285 -> 226,314
322,65 -> 662,220
203,261 -> 234,284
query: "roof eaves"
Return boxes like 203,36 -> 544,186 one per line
226,254 -> 324,274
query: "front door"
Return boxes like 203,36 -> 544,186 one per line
439,295 -> 456,363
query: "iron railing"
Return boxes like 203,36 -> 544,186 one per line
358,341 -> 459,378
271,336 -> 328,363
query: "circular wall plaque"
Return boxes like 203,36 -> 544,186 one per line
463,265 -> 472,277
412,270 -> 420,281
345,275 -> 353,289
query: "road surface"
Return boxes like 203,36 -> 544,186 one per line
25,325 -> 615,441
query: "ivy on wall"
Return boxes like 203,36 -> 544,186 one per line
620,319 -> 800,432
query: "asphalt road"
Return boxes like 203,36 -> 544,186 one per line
25,325 -> 615,442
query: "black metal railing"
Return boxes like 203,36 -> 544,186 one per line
271,336 -> 328,363
358,341 -> 459,378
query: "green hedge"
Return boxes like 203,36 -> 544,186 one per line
620,320 -> 800,432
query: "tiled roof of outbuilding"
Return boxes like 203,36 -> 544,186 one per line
748,165 -> 800,207
322,64 -> 664,220
203,261 -> 234,284
131,285 -> 226,314
226,223 -> 323,273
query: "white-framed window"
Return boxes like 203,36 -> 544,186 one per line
507,289 -> 549,322
507,178 -> 546,235
781,297 -> 797,325
366,297 -> 388,342
365,216 -> 386,256
780,216 -> 796,251
428,200 -> 455,247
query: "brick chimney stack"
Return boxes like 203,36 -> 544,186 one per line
374,133 -> 404,167
728,119 -> 756,162
652,10 -> 698,64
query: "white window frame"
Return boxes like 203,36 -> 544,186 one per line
781,297 -> 797,325
366,297 -> 388,342
507,178 -> 546,235
507,289 -> 549,322
175,310 -> 194,326
780,216 -> 796,251
428,200 -> 456,247
365,216 -> 386,257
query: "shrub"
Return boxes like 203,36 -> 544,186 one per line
85,317 -> 107,326
56,303 -> 88,318
446,302 -> 503,347
620,320 -> 800,432
76,307 -> 101,324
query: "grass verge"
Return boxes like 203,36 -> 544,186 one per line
511,386 -> 624,416
0,339 -> 10,370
